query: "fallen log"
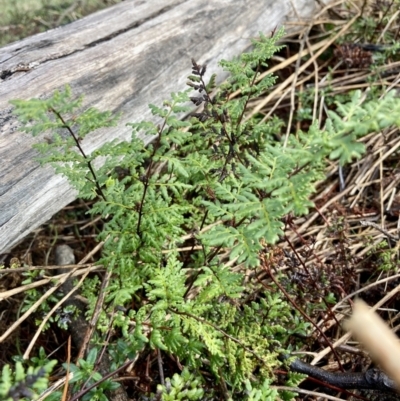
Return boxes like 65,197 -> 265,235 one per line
0,0 -> 330,254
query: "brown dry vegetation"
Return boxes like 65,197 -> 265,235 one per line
2,0 -> 400,400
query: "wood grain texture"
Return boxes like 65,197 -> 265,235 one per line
0,0 -> 328,253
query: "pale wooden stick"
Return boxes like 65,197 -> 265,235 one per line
345,299 -> 400,391
312,282 -> 400,364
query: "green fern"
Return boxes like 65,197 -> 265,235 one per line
10,27 -> 400,401
0,360 -> 56,401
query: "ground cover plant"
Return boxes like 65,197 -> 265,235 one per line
2,0 -> 400,400
0,0 -> 122,47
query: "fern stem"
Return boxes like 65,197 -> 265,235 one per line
49,107 -> 107,201
136,107 -> 171,237
68,358 -> 135,401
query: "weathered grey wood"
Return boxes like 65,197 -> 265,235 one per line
0,0 -> 328,254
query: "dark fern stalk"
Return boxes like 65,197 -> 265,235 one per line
48,106 -> 107,201
135,100 -> 182,238
189,58 -> 243,180
10,85 -> 118,200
